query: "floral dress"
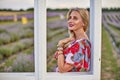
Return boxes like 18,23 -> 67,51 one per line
55,38 -> 91,72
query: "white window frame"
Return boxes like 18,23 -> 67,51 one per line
0,0 -> 101,80
38,0 -> 102,80
0,0 -> 37,80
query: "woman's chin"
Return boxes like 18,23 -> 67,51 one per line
68,27 -> 75,31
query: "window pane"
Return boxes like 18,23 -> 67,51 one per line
0,0 -> 34,72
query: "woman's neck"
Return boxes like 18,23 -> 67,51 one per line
74,28 -> 87,40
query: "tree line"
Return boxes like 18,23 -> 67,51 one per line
47,8 -> 120,12
0,7 -> 120,12
0,8 -> 34,11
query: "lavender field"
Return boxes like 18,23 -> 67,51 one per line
102,12 -> 120,58
0,11 -> 34,72
0,11 -> 33,21
102,11 -> 120,79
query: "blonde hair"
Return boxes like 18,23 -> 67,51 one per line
67,8 -> 89,38
63,8 -> 89,48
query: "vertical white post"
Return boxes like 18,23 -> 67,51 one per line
34,0 -> 40,80
90,0 -> 101,80
37,0 -> 46,80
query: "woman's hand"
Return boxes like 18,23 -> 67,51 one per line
54,37 -> 74,60
54,37 -> 75,72
57,37 -> 74,47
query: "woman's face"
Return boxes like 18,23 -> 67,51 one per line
67,11 -> 84,31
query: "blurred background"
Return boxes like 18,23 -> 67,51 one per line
0,0 -> 34,72
47,0 -> 120,79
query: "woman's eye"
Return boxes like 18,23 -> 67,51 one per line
68,16 -> 78,21
74,17 -> 78,20
68,17 -> 71,20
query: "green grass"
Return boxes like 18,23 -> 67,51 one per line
47,28 -> 67,41
0,48 -> 13,57
5,57 -> 16,67
0,19 -> 33,25
0,20 -> 21,25
0,29 -> 7,33
101,26 -> 120,80
47,16 -> 60,21
108,23 -> 120,48
0,38 -> 33,57
0,54 -> 3,60
108,23 -> 120,35
22,47 -> 33,54
107,15 -> 112,22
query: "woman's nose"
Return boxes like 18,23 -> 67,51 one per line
68,19 -> 73,23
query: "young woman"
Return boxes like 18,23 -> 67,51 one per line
54,8 -> 91,73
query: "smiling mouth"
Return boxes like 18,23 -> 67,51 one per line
69,24 -> 74,27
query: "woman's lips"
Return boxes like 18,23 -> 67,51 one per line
69,24 -> 74,27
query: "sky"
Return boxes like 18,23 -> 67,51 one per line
0,0 -> 120,10
0,0 -> 34,10
47,0 -> 120,9
46,0 -> 90,9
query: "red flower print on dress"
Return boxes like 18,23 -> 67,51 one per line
77,65 -> 82,72
70,42 -> 80,54
55,39 -> 91,72
82,48 -> 85,54
84,60 -> 88,69
87,47 -> 91,58
74,62 -> 79,67
63,49 -> 69,54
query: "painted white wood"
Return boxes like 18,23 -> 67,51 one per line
37,0 -> 46,80
38,0 -> 102,80
0,0 -> 36,80
0,73 -> 35,80
35,0 -> 40,80
90,0 -> 102,79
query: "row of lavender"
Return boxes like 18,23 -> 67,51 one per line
0,11 -> 65,21
0,19 -> 34,72
0,13 -> 34,21
103,12 -> 120,29
47,11 -> 67,17
102,12 -> 120,55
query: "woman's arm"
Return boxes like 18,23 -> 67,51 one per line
57,37 -> 74,73
57,51 -> 73,73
